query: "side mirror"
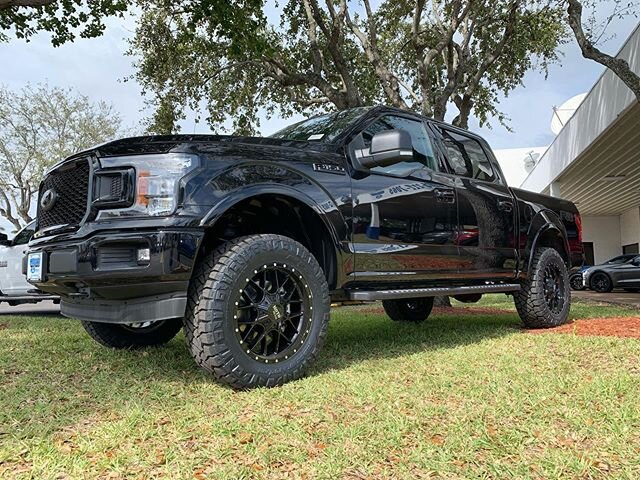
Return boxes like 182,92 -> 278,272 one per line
632,258 -> 640,266
353,129 -> 413,170
0,233 -> 9,246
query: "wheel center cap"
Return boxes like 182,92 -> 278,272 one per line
268,303 -> 285,322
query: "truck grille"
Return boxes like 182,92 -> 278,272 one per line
37,159 -> 91,230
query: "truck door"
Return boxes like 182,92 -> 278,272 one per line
349,114 -> 460,284
429,125 -> 518,279
0,222 -> 36,295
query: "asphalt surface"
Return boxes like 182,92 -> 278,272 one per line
0,300 -> 61,316
572,290 -> 640,308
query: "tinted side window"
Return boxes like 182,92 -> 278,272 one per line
363,115 -> 440,176
437,128 -> 496,182
12,222 -> 36,246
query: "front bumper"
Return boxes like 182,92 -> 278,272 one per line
26,228 -> 204,322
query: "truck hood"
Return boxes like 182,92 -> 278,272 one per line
76,134 -> 337,159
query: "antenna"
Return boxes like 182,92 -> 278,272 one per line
550,93 -> 587,135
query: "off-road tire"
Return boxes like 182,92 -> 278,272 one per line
183,234 -> 330,389
382,297 -> 434,323
515,247 -> 570,328
590,272 -> 613,293
81,319 -> 182,349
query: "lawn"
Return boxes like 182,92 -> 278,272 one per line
1,295 -> 639,479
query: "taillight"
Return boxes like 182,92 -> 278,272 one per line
574,213 -> 583,245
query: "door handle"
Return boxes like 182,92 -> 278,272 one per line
435,189 -> 455,204
497,200 -> 513,213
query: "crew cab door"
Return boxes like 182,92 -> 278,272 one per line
429,125 -> 518,279
0,221 -> 35,295
348,114 -> 460,283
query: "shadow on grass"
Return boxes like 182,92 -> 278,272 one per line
2,306 -> 520,386
0,307 -> 521,447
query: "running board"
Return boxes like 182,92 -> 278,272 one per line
348,284 -> 521,301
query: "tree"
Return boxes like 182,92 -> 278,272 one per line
0,0 -> 128,46
128,0 -> 567,135
565,0 -> 640,101
0,84 -> 122,230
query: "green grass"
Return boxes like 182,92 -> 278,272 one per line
1,295 -> 639,479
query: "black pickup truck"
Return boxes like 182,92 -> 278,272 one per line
27,106 -> 583,388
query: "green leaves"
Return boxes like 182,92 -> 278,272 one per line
129,0 -> 569,134
0,0 -> 129,47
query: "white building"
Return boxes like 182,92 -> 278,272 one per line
506,23 -> 640,265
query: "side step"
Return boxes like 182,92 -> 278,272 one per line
348,284 -> 521,301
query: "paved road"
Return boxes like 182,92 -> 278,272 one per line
573,290 -> 640,308
0,300 -> 61,316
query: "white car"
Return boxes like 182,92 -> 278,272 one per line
0,221 -> 58,305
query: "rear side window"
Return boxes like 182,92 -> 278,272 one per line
437,128 -> 496,182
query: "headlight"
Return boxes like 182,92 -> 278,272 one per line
98,153 -> 199,217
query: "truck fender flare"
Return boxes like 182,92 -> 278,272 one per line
199,184 -> 344,249
524,210 -> 571,274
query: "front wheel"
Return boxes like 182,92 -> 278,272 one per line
590,272 -> 613,293
382,297 -> 434,323
81,318 -> 182,349
184,234 -> 330,389
515,247 -> 570,329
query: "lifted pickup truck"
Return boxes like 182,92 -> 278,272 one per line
27,106 -> 583,388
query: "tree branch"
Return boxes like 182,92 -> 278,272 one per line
567,0 -> 640,102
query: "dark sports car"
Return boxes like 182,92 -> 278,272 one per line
570,254 -> 638,291
583,255 -> 640,293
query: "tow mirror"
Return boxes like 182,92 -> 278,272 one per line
0,233 -> 9,246
353,129 -> 413,170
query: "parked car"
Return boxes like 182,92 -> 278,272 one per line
583,255 -> 640,293
569,254 -> 638,291
26,105 -> 583,388
0,221 -> 58,306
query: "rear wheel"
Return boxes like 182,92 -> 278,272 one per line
183,234 -> 330,389
382,297 -> 434,323
515,247 -> 570,328
590,272 -> 613,293
569,273 -> 585,291
81,319 -> 182,349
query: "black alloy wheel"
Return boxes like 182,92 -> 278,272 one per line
543,263 -> 566,315
590,272 -> 613,293
232,263 -> 313,363
569,273 -> 585,291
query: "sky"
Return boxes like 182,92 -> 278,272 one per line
0,2 -> 638,233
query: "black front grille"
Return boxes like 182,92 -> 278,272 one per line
37,159 -> 90,230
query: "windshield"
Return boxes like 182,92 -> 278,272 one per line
270,107 -> 371,143
605,254 -> 636,264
